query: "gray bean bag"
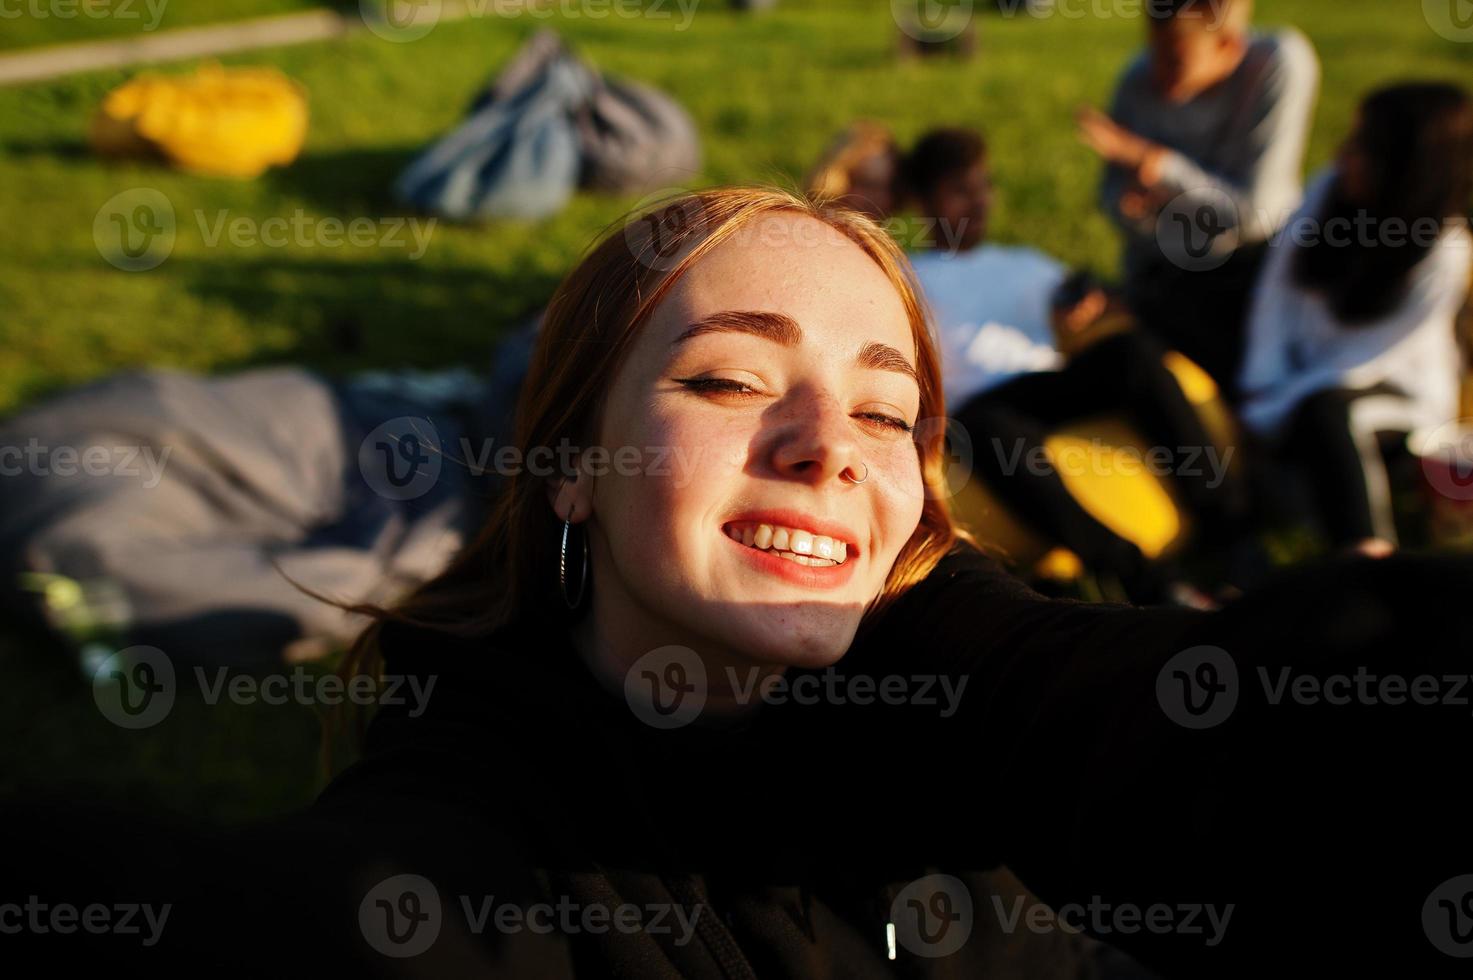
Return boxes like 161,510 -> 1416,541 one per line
0,365 -> 506,669
394,29 -> 701,222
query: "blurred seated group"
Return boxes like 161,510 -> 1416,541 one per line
807,0 -> 1473,603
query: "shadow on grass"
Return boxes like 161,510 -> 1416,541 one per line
264,144 -> 420,216
1,138 -> 96,162
172,254 -> 556,375
0,628 -> 325,827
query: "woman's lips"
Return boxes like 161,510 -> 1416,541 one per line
720,516 -> 859,590
723,521 -> 848,566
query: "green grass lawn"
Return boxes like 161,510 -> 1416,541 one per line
1,0 -> 1469,824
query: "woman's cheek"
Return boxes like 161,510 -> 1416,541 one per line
853,448 -> 916,569
633,407 -> 751,525
876,442 -> 927,504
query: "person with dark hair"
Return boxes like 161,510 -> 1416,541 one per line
805,121 -> 902,224
905,128 -> 1251,602
1239,82 -> 1473,555
901,126 -> 1249,601
901,127 -> 992,253
1080,0 -> 1319,391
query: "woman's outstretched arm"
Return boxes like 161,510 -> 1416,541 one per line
840,545 -> 1473,977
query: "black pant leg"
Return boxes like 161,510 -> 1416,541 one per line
956,388 -> 1150,587
1066,333 -> 1250,527
1282,387 -> 1402,546
1127,242 -> 1268,401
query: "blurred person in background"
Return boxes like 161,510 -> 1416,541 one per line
1238,82 -> 1473,556
805,120 -> 902,223
905,127 -> 1250,602
1080,0 -> 1319,393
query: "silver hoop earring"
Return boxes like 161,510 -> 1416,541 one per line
560,517 -> 588,609
844,461 -> 869,485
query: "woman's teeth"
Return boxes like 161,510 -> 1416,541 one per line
725,522 -> 849,567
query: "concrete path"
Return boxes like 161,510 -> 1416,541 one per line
0,3 -> 482,87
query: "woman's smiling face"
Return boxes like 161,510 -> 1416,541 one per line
575,212 -> 927,669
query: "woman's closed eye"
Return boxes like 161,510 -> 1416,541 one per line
674,377 -> 914,434
674,376 -> 761,396
855,410 -> 914,434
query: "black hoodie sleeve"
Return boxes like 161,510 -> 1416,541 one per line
839,545 -> 1473,977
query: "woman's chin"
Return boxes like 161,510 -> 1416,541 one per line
725,612 -> 859,671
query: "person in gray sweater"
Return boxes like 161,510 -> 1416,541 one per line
1079,0 -> 1319,393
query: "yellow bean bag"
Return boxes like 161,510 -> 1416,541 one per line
90,64 -> 308,178
954,350 -> 1238,578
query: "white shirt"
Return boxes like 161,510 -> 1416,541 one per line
909,244 -> 1068,405
1238,168 -> 1473,437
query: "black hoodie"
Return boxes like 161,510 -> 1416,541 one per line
9,545 -> 1473,977
303,544 -> 1473,978
306,546 -> 1147,978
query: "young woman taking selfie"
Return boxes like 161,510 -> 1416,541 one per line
13,188 -> 1473,977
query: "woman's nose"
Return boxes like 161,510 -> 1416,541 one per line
766,389 -> 866,486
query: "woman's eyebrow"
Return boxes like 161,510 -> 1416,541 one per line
673,310 -> 919,382
672,310 -> 802,347
857,341 -> 919,383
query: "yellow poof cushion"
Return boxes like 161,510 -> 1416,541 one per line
1043,418 -> 1185,560
953,418 -> 1188,568
90,64 -> 308,178
953,352 -> 1234,573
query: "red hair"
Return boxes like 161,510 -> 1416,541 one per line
337,187 -> 969,691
